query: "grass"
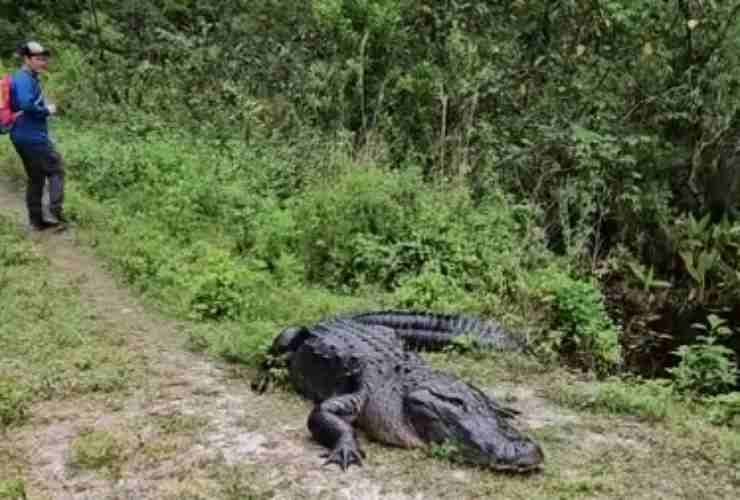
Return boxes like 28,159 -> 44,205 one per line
0,215 -> 140,421
546,376 -> 676,421
213,465 -> 279,500
0,379 -> 29,429
0,211 -> 146,496
157,413 -> 210,435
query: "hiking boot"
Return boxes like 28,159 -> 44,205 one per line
30,220 -> 58,231
50,211 -> 68,224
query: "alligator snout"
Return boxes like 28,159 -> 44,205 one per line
456,415 -> 544,471
486,434 -> 544,471
407,388 -> 545,471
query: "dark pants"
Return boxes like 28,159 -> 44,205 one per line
12,141 -> 64,225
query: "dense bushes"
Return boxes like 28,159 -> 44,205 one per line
529,268 -> 622,373
290,168 -> 540,294
0,120 -> 619,369
2,0 -> 738,395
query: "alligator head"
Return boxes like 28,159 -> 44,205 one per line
252,326 -> 310,393
405,386 -> 544,471
271,326 -> 310,355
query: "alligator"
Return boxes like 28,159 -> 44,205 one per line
256,311 -> 544,472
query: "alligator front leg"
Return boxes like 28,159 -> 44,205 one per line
308,392 -> 367,470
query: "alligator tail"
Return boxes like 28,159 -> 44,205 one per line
350,310 -> 526,352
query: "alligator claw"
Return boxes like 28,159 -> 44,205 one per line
251,374 -> 269,393
320,442 -> 365,470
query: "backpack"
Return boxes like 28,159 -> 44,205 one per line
0,74 -> 22,134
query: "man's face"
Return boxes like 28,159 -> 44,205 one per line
25,54 -> 50,73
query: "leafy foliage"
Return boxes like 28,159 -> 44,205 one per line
706,391 -> 740,427
669,314 -> 738,396
2,0 -> 740,389
672,214 -> 740,305
530,268 -> 622,372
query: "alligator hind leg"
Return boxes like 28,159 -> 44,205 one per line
308,392 -> 367,470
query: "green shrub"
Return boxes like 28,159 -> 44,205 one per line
243,199 -> 301,276
293,165 -> 545,298
185,248 -> 272,321
109,224 -> 174,288
393,262 -> 469,310
530,267 -> 622,372
671,214 -> 740,306
706,392 -> 740,427
668,315 -> 738,396
293,165 -> 412,288
670,342 -> 738,396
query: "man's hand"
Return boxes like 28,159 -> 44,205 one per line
47,103 -> 57,115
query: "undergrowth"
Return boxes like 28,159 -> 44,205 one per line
0,122 -> 623,370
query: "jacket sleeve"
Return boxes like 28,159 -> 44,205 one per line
13,74 -> 50,118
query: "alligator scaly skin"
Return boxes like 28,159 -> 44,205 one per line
261,312 -> 543,471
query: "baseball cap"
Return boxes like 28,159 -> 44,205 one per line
18,41 -> 51,57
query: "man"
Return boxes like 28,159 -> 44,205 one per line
10,41 -> 65,230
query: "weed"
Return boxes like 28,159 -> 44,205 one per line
529,267 -> 621,372
429,439 -> 462,463
158,414 -> 210,435
446,335 -> 480,354
706,392 -> 740,427
213,465 -> 276,500
0,379 -> 29,429
69,430 -> 124,472
668,314 -> 738,396
0,479 -> 27,500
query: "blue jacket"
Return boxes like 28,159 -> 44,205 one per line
10,66 -> 51,144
